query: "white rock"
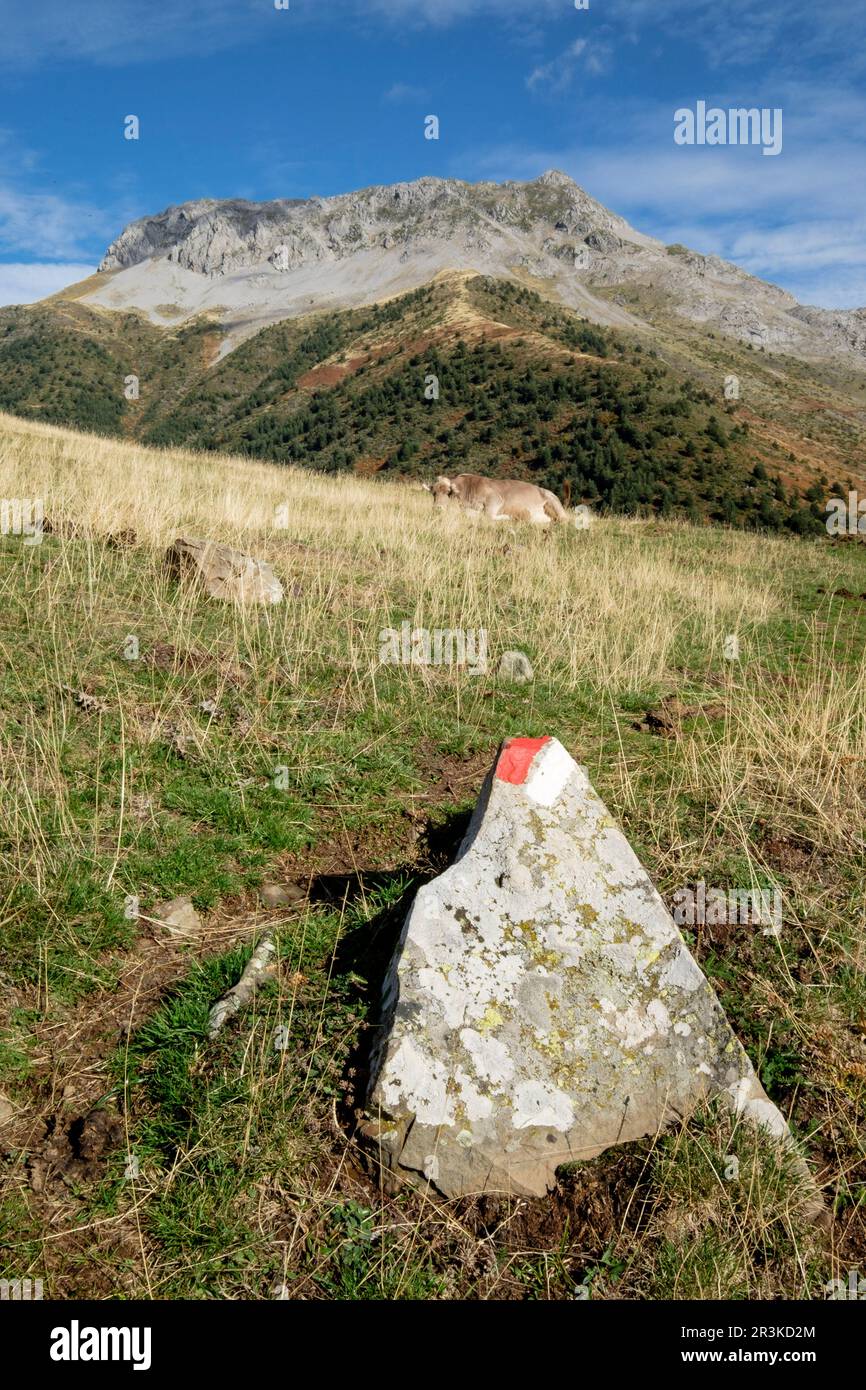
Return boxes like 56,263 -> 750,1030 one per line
366,736 -> 794,1198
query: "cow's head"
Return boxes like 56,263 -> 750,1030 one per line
427,475 -> 456,508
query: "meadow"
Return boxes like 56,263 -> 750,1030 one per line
0,409 -> 864,1300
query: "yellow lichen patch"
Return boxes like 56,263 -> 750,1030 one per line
478,1004 -> 504,1033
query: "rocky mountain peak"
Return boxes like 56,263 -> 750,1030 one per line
88,171 -> 865,367
96,172 -> 643,279
534,168 -> 577,187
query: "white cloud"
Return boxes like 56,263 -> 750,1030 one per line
383,82 -> 429,104
349,0 -> 866,72
362,0 -> 561,24
527,39 -> 604,93
0,0 -> 860,71
0,0 -> 268,67
0,0 -> 561,65
0,185 -> 112,260
462,100 -> 866,308
0,263 -> 95,307
605,0 -> 866,74
0,0 -> 619,67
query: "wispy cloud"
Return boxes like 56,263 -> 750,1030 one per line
346,0 -> 866,72
0,121 -> 134,262
612,0 -> 866,74
0,0 -> 558,66
0,186 -> 113,261
0,0 -> 267,68
360,0 -> 561,25
0,0 -> 861,71
526,39 -> 607,93
383,82 -> 429,104
0,263 -> 95,307
463,84 -> 866,307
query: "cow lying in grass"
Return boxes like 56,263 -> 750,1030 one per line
425,473 -> 581,527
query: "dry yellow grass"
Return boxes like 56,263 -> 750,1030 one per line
0,408 -> 782,686
0,409 -> 864,1301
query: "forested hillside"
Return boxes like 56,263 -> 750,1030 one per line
0,275 -> 860,536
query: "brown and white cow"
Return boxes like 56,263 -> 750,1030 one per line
425,473 -> 576,526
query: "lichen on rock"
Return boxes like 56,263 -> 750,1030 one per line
366,736 -> 794,1198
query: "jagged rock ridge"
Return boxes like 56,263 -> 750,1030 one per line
84,171 -> 866,363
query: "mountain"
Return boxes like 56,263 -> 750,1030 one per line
1,171 -> 865,535
89,171 -> 866,364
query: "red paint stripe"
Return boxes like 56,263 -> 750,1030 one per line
496,736 -> 550,785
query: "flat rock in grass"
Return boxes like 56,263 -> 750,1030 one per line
366,736 -> 792,1199
259,882 -> 306,908
165,536 -> 283,606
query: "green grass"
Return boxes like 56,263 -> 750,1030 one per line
0,414 -> 864,1298
1,274 -> 863,533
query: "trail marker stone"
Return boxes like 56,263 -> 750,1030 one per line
366,736 -> 794,1198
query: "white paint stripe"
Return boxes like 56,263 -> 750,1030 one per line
524,738 -> 574,806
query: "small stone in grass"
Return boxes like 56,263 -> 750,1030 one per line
150,896 -> 201,938
259,882 -> 306,908
497,650 -> 534,684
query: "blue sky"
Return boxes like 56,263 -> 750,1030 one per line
0,0 -> 864,308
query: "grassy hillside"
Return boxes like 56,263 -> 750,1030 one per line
1,273 -> 864,536
0,411 -> 864,1300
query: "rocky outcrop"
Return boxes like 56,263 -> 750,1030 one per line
792,304 -> 866,356
165,537 -> 283,605
366,736 -> 796,1199
98,173 -> 640,280
91,171 -> 865,364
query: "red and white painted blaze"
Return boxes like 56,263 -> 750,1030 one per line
496,736 -> 575,807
